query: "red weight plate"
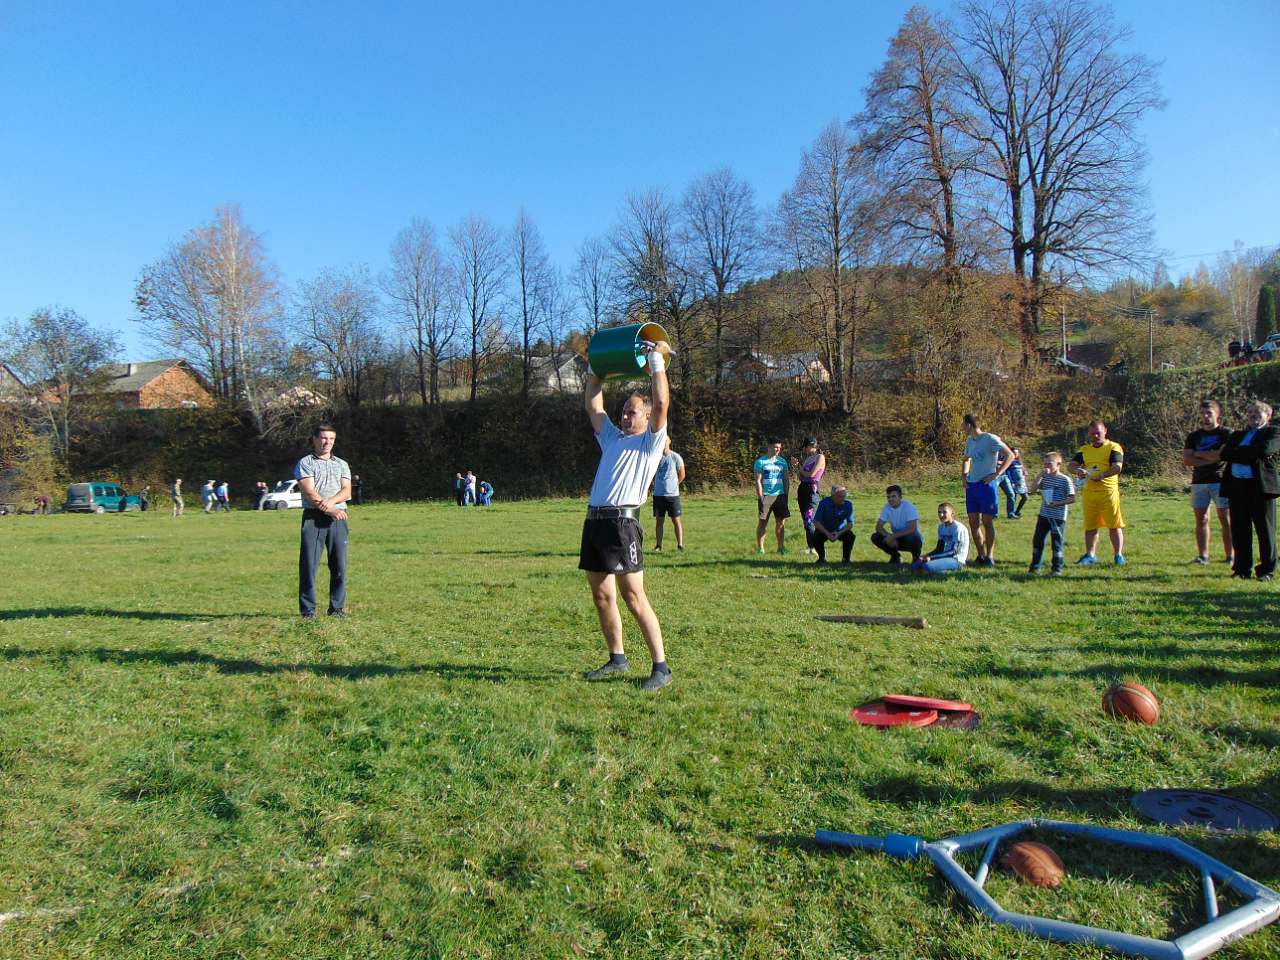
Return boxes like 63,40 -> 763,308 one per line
883,694 -> 972,712
851,700 -> 938,727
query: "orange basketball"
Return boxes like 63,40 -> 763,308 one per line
1102,682 -> 1160,724
1002,841 -> 1065,888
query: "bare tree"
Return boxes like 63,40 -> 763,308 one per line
611,190 -> 703,385
954,0 -> 1164,362
682,168 -> 759,387
449,215 -> 509,401
1,307 -> 120,463
572,236 -> 614,337
294,266 -> 384,408
134,205 -> 281,433
384,217 -> 456,405
1214,243 -> 1270,344
510,210 -> 552,400
776,122 -> 883,413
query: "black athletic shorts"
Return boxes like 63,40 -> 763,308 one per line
758,495 -> 791,521
652,495 -> 682,519
579,517 -> 644,574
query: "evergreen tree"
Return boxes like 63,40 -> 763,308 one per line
1256,284 -> 1277,343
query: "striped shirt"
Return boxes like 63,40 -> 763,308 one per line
1038,473 -> 1073,522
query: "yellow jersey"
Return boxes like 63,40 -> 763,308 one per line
1076,439 -> 1124,493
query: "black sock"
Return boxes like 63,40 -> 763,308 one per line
651,661 -> 671,675
609,652 -> 628,665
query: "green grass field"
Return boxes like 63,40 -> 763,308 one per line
1,493 -> 1278,959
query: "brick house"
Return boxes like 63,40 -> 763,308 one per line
95,359 -> 214,409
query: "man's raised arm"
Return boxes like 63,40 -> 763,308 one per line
585,372 -> 608,434
648,342 -> 670,433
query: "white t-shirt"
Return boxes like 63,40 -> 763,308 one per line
589,420 -> 667,507
878,500 -> 920,534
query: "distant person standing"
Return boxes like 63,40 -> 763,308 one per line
1027,452 -> 1076,576
255,480 -> 269,510
215,480 -> 231,512
754,440 -> 790,554
999,449 -> 1028,519
651,435 -> 685,552
1182,399 -> 1233,565
171,478 -> 185,517
810,485 -> 854,565
962,413 -> 1013,566
201,480 -> 215,513
464,470 -> 477,506
1215,401 -> 1279,581
139,486 -> 150,512
353,474 -> 364,505
296,422 -> 352,618
453,472 -> 465,507
794,436 -> 826,554
1070,420 -> 1126,565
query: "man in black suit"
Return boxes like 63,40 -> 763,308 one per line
1214,401 -> 1279,581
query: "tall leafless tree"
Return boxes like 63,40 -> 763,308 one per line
682,168 -> 758,387
134,205 -> 281,433
510,210 -> 552,401
777,123 -> 883,413
449,215 -> 508,402
611,190 -> 702,386
1214,243 -> 1269,344
294,266 -> 384,408
384,217 -> 456,405
954,0 -> 1163,362
572,236 -> 614,337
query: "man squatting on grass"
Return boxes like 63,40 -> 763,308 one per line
580,339 -> 673,692
296,422 -> 352,619
962,413 -> 1013,566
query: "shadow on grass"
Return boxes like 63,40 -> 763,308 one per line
0,645 -> 555,682
0,606 -> 259,622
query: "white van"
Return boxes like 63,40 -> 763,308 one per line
262,479 -> 303,510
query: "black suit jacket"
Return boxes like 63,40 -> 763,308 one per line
1220,424 -> 1280,499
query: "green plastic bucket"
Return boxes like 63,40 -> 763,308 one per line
587,322 -> 670,378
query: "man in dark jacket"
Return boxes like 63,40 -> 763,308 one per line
1214,401 -> 1279,581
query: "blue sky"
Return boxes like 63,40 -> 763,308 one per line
1,0 -> 1276,357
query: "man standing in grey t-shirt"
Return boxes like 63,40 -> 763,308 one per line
651,435 -> 686,552
295,422 -> 353,619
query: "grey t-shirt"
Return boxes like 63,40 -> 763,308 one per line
294,453 -> 352,507
964,432 -> 1006,480
589,421 -> 667,507
652,451 -> 684,498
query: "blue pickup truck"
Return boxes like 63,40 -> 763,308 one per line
65,482 -> 142,513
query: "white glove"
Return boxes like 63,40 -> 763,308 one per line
643,341 -> 666,374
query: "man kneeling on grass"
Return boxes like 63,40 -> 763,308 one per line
580,339 -> 673,692
811,485 -> 854,565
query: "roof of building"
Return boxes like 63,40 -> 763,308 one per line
96,359 -> 205,394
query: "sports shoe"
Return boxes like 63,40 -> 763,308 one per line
813,557 -> 827,565
653,545 -> 662,552
757,546 -> 765,554
328,609 -> 347,618
1192,555 -> 1209,565
1028,563 -> 1042,574
641,669 -> 673,692
979,556 -> 995,567
584,659 -> 629,680
1076,554 -> 1098,565
778,543 -> 787,555
677,545 -> 684,551
1259,574 -> 1275,583
1050,568 -> 1064,577
1113,554 -> 1127,566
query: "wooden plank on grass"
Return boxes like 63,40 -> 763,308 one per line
815,614 -> 928,629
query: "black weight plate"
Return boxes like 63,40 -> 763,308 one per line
1132,789 -> 1278,833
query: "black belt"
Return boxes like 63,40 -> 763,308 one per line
587,506 -> 639,520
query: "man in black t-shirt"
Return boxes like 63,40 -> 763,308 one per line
1182,399 -> 1233,565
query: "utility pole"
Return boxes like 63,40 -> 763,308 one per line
1147,307 -> 1155,372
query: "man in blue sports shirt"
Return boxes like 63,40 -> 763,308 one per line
753,439 -> 790,554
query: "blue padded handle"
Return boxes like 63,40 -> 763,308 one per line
816,830 -> 924,860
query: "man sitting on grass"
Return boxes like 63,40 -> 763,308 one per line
810,485 -> 854,565
912,502 -> 970,574
871,485 -> 923,565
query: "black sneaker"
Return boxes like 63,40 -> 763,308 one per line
584,660 -> 629,680
641,669 -> 673,691
1260,574 -> 1275,583
328,610 -> 347,619
301,612 -> 317,620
